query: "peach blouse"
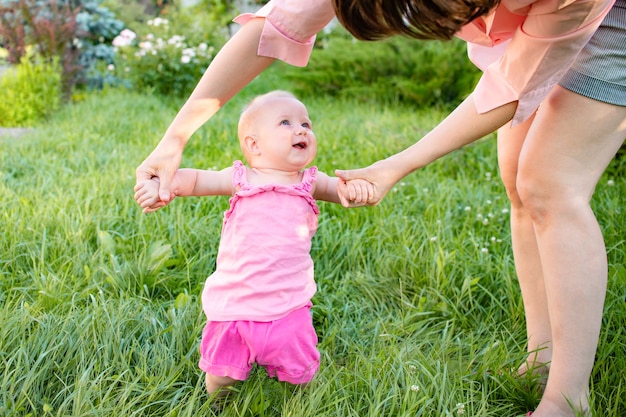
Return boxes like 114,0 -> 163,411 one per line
234,0 -> 615,125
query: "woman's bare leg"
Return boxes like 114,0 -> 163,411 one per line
498,114 -> 553,377
515,86 -> 626,416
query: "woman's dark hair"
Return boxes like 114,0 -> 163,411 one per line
331,0 -> 501,41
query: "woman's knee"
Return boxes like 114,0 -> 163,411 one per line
498,165 -> 525,209
515,175 -> 559,225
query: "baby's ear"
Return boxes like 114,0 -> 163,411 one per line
244,135 -> 261,155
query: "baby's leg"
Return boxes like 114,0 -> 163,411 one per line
205,373 -> 238,396
258,304 -> 320,385
198,320 -> 252,397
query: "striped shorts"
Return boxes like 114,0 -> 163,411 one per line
559,0 -> 626,106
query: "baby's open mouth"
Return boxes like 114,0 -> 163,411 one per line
293,141 -> 307,149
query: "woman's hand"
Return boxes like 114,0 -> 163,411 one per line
135,137 -> 184,204
335,159 -> 402,207
336,178 -> 375,207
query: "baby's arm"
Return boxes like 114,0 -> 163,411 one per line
171,167 -> 234,197
313,171 -> 373,206
134,167 -> 234,213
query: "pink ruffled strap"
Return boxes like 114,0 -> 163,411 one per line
299,166 -> 318,194
231,160 -> 247,189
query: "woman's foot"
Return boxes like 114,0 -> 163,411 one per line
531,392 -> 590,417
517,361 -> 550,390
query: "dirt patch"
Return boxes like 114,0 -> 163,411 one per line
0,128 -> 34,138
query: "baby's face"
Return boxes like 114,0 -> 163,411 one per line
248,96 -> 317,171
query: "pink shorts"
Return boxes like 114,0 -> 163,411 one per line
198,304 -> 319,385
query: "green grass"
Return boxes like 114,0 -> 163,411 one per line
1,87 -> 624,417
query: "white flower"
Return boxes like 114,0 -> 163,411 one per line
410,385 -> 420,392
607,179 -> 615,186
121,29 -> 136,38
107,64 -> 114,71
168,35 -> 185,46
181,55 -> 191,64
149,17 -> 169,27
112,34 -> 131,47
456,403 -> 465,415
182,48 -> 196,58
139,41 -> 153,51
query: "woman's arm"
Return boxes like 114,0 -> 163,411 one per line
135,18 -> 275,203
337,95 -> 517,205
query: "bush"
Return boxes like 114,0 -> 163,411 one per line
0,55 -> 61,127
283,29 -> 482,109
111,8 -> 226,97
100,0 -> 169,26
0,0 -> 124,98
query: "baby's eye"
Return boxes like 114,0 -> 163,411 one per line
301,122 -> 311,129
280,119 -> 290,126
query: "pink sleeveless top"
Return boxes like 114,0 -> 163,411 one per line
201,161 -> 320,322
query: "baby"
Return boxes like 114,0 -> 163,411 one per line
134,90 -> 371,396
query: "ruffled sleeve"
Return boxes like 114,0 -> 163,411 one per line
233,0 -> 335,67
231,160 -> 246,189
459,0 -> 615,125
299,166 -> 318,194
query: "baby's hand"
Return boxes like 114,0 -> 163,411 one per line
134,178 -> 171,213
337,178 -> 374,208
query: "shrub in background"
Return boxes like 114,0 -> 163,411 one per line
74,0 -> 125,89
0,55 -> 61,127
0,0 -> 82,99
283,29 -> 482,109
0,0 -> 123,98
112,5 -> 226,97
101,0 -> 170,26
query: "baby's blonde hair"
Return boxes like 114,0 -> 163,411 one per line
238,90 -> 297,139
237,90 -> 299,161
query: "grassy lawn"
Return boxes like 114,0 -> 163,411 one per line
1,87 -> 624,416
